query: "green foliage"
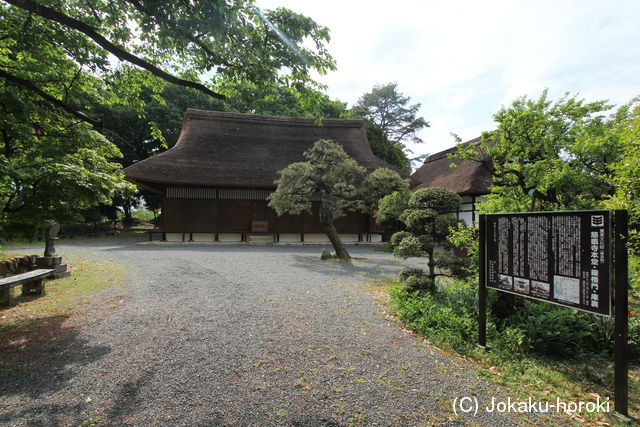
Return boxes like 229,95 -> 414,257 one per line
631,255 -> 640,300
389,187 -> 472,289
362,170 -> 409,210
399,267 -> 428,282
456,90 -> 629,213
447,223 -> 479,277
366,120 -> 411,173
1,0 -> 340,239
391,189 -> 460,253
604,101 -> 640,254
375,191 -> 410,233
353,83 -> 428,171
2,1 -> 336,111
224,83 -> 348,120
393,235 -> 424,258
269,139 -> 405,259
0,86 -> 133,239
389,231 -> 412,249
389,277 -> 640,360
269,140 -> 364,218
403,275 -> 436,294
398,267 -> 435,293
390,280 -> 480,353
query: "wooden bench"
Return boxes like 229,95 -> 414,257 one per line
0,269 -> 55,307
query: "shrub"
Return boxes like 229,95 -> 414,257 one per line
390,283 -> 479,353
393,235 -> 423,258
399,267 -> 427,282
403,275 -> 436,293
389,276 -> 640,361
390,231 -> 412,249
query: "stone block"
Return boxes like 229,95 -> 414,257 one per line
165,233 -> 184,242
218,233 -> 242,242
303,234 -> 330,243
36,256 -> 62,268
54,264 -> 70,279
278,233 -> 302,243
191,233 -> 216,242
0,286 -> 16,306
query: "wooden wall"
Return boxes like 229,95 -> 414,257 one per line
161,198 -> 375,233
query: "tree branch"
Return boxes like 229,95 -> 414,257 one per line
123,0 -> 233,68
5,0 -> 225,99
0,68 -> 102,126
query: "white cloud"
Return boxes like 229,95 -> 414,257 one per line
258,0 -> 640,155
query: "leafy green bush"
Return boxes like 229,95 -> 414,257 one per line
403,275 -> 436,293
393,235 -> 423,258
500,301 -> 611,358
390,279 -> 481,353
375,191 -> 410,233
390,231 -> 412,249
389,277 -> 640,361
399,267 -> 427,282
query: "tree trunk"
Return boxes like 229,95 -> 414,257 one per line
323,221 -> 351,260
122,200 -> 133,225
320,191 -> 350,260
427,248 -> 436,282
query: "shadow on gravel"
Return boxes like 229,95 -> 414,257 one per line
0,401 -> 89,425
290,254 -> 401,278
0,315 -> 110,399
105,370 -> 155,422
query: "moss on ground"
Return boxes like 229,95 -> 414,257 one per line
0,253 -> 128,332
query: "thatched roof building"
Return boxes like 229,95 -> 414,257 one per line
411,139 -> 493,224
124,109 -> 409,243
411,138 -> 492,194
125,109 -> 409,192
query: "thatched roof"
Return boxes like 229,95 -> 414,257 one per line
124,109 -> 414,191
411,138 -> 492,195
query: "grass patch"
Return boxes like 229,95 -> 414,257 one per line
384,276 -> 640,422
0,253 -> 128,332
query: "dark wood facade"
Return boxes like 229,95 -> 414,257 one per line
161,192 -> 376,234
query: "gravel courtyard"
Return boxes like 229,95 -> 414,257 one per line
1,239 -> 526,426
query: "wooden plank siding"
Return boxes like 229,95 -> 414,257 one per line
161,197 -> 373,233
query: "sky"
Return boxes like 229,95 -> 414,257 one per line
256,0 -> 640,158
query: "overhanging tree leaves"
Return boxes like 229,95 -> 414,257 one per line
2,0 -> 335,111
455,90 -> 628,213
605,100 -> 640,254
0,85 -> 133,239
269,139 -> 408,260
0,0 -> 338,236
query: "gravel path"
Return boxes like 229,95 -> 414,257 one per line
1,239 -> 527,426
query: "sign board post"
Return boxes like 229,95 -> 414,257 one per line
478,214 -> 487,348
614,210 -> 628,416
478,210 -> 629,416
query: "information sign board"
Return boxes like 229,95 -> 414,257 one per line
484,210 -> 611,316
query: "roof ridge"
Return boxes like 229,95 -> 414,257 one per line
423,136 -> 481,163
184,109 -> 364,128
